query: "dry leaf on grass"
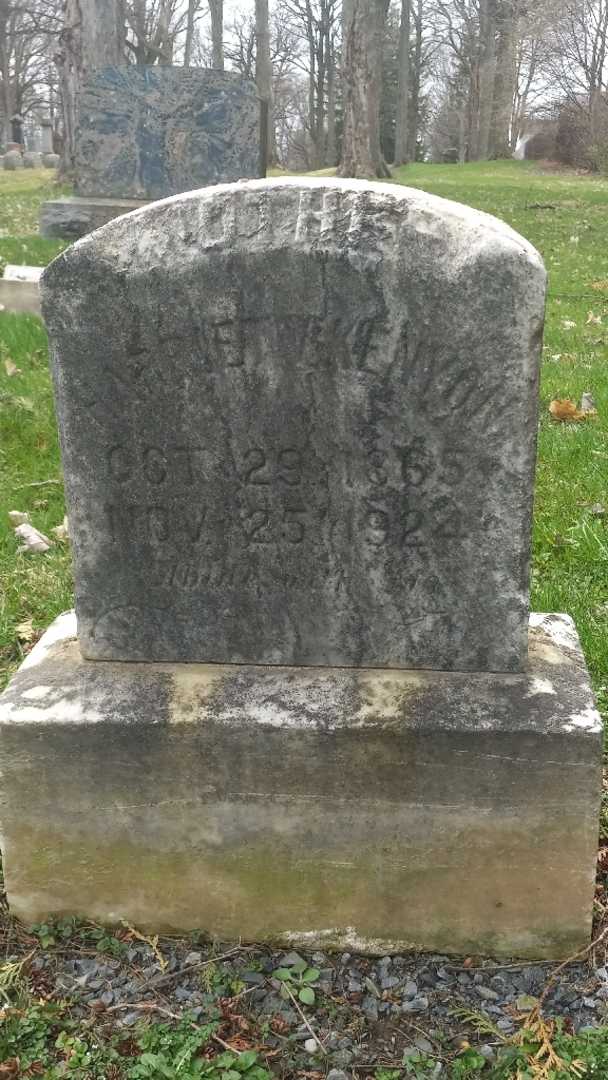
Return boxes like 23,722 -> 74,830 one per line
15,619 -> 34,642
14,523 -> 52,554
587,311 -> 602,325
8,510 -> 30,527
52,515 -> 69,542
3,358 -> 21,377
561,319 -> 577,330
549,396 -> 597,422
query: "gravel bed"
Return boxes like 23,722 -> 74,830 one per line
24,939 -> 608,1074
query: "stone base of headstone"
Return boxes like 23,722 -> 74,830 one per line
40,196 -> 147,239
0,610 -> 601,959
0,265 -> 42,315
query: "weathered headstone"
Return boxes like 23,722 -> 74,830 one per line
42,152 -> 60,170
76,66 -> 260,199
41,118 -> 54,154
23,151 -> 42,169
3,150 -> 22,170
40,66 -> 260,239
1,179 -> 602,957
42,180 -> 541,672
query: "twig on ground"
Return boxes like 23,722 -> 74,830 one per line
141,946 -> 246,990
101,1000 -> 244,1054
540,923 -> 608,1005
16,479 -> 62,488
282,982 -> 326,1053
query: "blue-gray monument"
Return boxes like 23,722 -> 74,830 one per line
41,67 -> 260,239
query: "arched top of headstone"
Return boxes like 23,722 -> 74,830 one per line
42,179 -> 546,672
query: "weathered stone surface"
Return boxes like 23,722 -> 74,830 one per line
75,66 -> 260,200
42,179 -> 545,671
42,152 -> 60,169
0,611 -> 601,957
40,195 -> 147,240
23,151 -> 42,169
3,150 -> 22,170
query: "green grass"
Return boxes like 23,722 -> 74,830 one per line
1,159 -> 608,720
0,167 -> 68,268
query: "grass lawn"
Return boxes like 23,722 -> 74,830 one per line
1,154 -> 608,1080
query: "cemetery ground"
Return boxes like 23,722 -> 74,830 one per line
0,160 -> 607,1078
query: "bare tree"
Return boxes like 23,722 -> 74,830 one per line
256,0 -> 271,172
394,0 -> 410,162
339,0 -> 390,176
209,0 -> 223,68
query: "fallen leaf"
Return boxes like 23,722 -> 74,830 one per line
15,618 -> 34,642
8,510 -> 30,527
590,503 -> 606,517
14,523 -> 52,554
561,319 -> 576,330
580,391 -> 597,415
0,1059 -> 20,1079
591,279 -> 608,292
52,515 -> 70,542
549,398 -> 584,421
13,396 -> 34,411
587,311 -> 602,325
3,358 -> 21,376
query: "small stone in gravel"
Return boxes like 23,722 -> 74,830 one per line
304,1038 -> 319,1054
497,1018 -> 515,1032
326,1071 -> 350,1080
402,980 -> 418,999
583,997 -> 599,1009
403,995 -> 429,1012
414,1038 -> 434,1053
175,987 -> 192,1002
347,978 -> 362,992
381,975 -> 400,990
241,971 -> 265,985
100,990 -> 114,1007
281,951 -> 305,968
473,972 -> 485,985
332,1050 -> 354,1068
457,973 -> 471,986
476,986 -> 499,1001
479,1044 -> 496,1061
119,1011 -> 142,1027
362,995 -> 379,1021
87,978 -> 104,991
183,951 -> 202,966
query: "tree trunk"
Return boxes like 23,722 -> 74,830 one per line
184,0 -> 197,67
476,0 -> 496,160
209,0 -> 224,69
490,0 -> 517,156
255,0 -> 271,176
339,0 -> 390,178
408,0 -> 422,161
56,0 -> 125,177
326,36 -> 337,166
394,0 -> 410,165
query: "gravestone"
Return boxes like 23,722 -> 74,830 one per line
41,118 -> 54,154
3,150 -> 22,170
40,66 -> 260,239
43,182 -> 540,672
23,151 -> 42,169
1,179 -> 602,957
